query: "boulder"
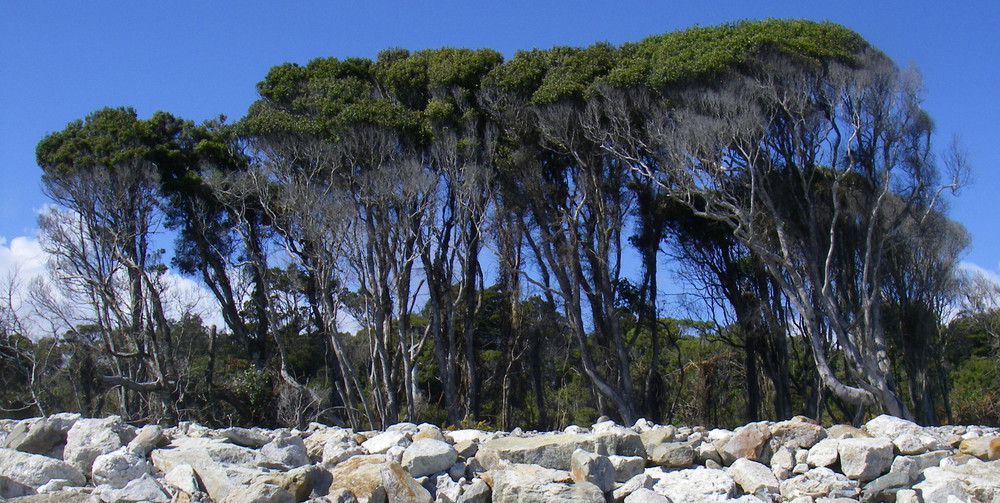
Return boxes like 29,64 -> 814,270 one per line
64,416 -> 134,477
770,446 -> 795,480
2,414 -> 79,454
484,463 -> 604,503
612,473 -> 655,501
624,488 -> 670,503
837,437 -> 893,481
412,423 -> 445,442
717,422 -> 772,465
648,466 -> 737,503
727,458 -> 779,496
959,435 -> 1000,461
325,454 -> 387,501
261,433 -> 310,468
362,430 -> 411,455
608,454 -> 645,482
163,463 -> 203,494
150,436 -> 263,501
219,427 -> 272,448
914,458 -> 1000,503
380,461 -> 432,503
91,447 -> 151,488
806,438 -> 840,467
97,472 -> 170,503
455,477 -> 490,503
827,424 -> 870,439
401,438 -> 458,478
304,426 -> 355,461
478,429 -> 645,471
126,425 -> 164,456
0,448 -> 86,491
859,456 -> 919,503
770,416 -> 827,449
221,481 -> 295,503
0,474 -> 34,499
569,449 -> 615,493
647,441 -> 695,468
779,467 -> 860,500
639,426 -> 676,451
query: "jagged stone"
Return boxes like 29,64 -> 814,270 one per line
806,438 -> 839,467
837,437 -> 893,481
478,429 -> 645,471
163,463 -> 203,494
401,438 -> 458,478
455,477 -> 490,503
859,456 -> 919,503
2,414 -> 79,454
325,454 -> 386,501
0,448 -> 86,491
770,445 -> 795,480
770,416 -> 827,449
126,425 -> 164,456
639,426 -> 676,451
150,437 -> 263,501
648,441 -> 695,468
827,424 -> 870,439
97,473 -> 170,503
0,474 -> 34,499
362,430 -> 411,455
221,480 -> 295,503
569,449 -> 615,493
380,461 -> 432,503
608,454 -> 645,482
647,466 -> 737,503
624,488 -> 670,503
914,458 -> 1000,503
718,422 -> 772,466
958,435 -> 1000,461
779,467 -> 859,500
64,416 -> 135,477
91,447 -> 151,489
453,439 -> 478,459
485,463 -> 604,503
412,423 -> 445,442
728,458 -> 779,496
612,472 -> 655,501
261,433 -> 310,468
218,426 -> 271,448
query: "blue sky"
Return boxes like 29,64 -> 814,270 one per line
2,1 -> 998,282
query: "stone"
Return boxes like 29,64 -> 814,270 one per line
485,464 -> 605,503
958,435 -> 1000,461
837,437 -> 893,481
569,449 -> 615,493
163,463 -> 204,494
453,439 -> 478,459
218,427 -> 272,449
261,433 -> 310,468
380,461 -> 432,503
455,477 -> 490,503
91,447 -> 151,488
221,481 -> 295,503
322,442 -> 364,467
400,438 -> 458,478
859,456 -> 920,503
0,447 -> 86,490
806,438 -> 839,467
894,488 -> 922,503
0,474 -> 34,499
624,488 -> 671,503
64,416 -> 134,477
728,458 -> 780,496
648,466 -> 737,503
608,454 -> 645,482
35,478 -> 76,493
2,414 -> 78,454
779,467 -> 860,500
770,446 -> 795,480
150,437 -> 263,501
827,424 -> 870,439
718,421 -> 772,465
697,441 -> 724,466
648,441 -> 695,468
639,426 -> 676,451
362,430 -> 411,455
448,460 -> 466,481
478,429 -> 645,471
126,424 -> 164,456
914,458 -> 1000,503
303,426 -> 355,460
99,473 -> 171,503
770,416 -> 827,449
612,473 -> 655,501
443,429 -> 491,445
325,454 -> 386,501
412,423 -> 445,442
324,488 -> 361,503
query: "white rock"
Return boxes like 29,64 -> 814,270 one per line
728,458 -> 780,496
362,430 -> 411,454
127,424 -> 164,456
649,466 -> 737,503
456,477 -> 490,503
770,446 -> 795,480
323,442 -> 364,466
779,467 -> 859,500
837,437 -> 893,481
444,429 -> 491,445
402,438 -> 459,478
163,463 -> 202,494
0,447 -> 86,490
806,438 -> 839,467
150,436 -> 263,501
99,472 -> 170,503
569,449 -> 615,493
625,488 -> 670,503
64,416 -> 134,477
895,488 -> 922,503
261,433 -> 310,468
609,454 -> 645,482
612,473 -> 655,501
915,458 -> 1000,503
91,447 -> 151,488
487,463 -> 604,503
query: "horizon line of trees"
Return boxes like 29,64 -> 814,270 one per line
3,19 -> 998,430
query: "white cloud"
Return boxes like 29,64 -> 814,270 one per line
958,261 -> 1000,286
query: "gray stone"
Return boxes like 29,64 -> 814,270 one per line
402,438 -> 458,478
163,463 -> 203,494
569,449 -> 615,493
718,422 -> 772,465
362,430 -> 411,455
455,477 -> 490,503
126,424 -> 164,456
380,461 -> 432,503
648,441 -> 695,468
64,416 -> 134,477
219,427 -> 272,449
0,474 -> 34,499
325,454 -> 387,502
412,423 -> 445,442
837,437 -> 893,481
221,481 -> 295,503
608,454 -> 646,482
261,433 -> 310,468
827,424 -> 870,439
779,467 -> 859,501
728,458 -> 780,496
914,458 -> 1000,503
624,488 -> 670,503
806,438 -> 839,468
612,473 -> 655,501
648,466 -> 737,503
99,473 -> 170,503
453,439 -> 478,459
770,416 -> 827,449
770,446 -> 795,480
150,437 -> 263,501
2,414 -> 78,454
91,447 -> 151,488
0,447 -> 86,490
640,426 -> 676,452
478,429 -> 645,471
485,463 -> 604,503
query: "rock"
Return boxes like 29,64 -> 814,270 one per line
0,474 -> 34,499
443,429 -> 491,446
323,488 -> 360,503
837,437 -> 893,481
478,429 -> 645,471
380,461 -> 432,503
894,488 -> 922,503
862,414 -> 919,439
612,473 -> 655,501
958,435 -> 1000,461
806,438 -> 840,467
448,460 -> 466,481
455,477 -> 490,503
163,463 -> 203,494
770,446 -> 795,480
728,458 -> 780,496
36,478 -> 77,493
2,414 -> 78,454
91,447 -> 151,488
914,458 -> 1000,503
697,441 -> 723,466
126,425 -> 164,456
362,430 -> 411,455
412,423 -> 445,442
648,466 -> 737,503
253,464 -> 330,502
221,481 -> 295,503
322,441 -> 364,467
98,473 -> 170,503
64,416 -> 134,477
859,456 -> 919,503
639,426 -> 676,451
718,421 -> 772,465
0,448 -> 86,490
261,433 -> 310,468
325,454 -> 386,501
771,416 -> 827,449
401,438 -> 458,478
453,440 -> 478,459
150,437 -> 263,501
608,454 -> 645,482
624,488 -> 670,503
827,424 -> 870,439
485,463 -> 605,503
648,441 -> 695,468
779,467 -> 860,500
219,427 -> 272,448
569,449 -> 615,493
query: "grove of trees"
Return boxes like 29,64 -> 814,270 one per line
3,19 -> 998,430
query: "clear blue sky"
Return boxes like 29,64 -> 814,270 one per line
2,1 -> 997,277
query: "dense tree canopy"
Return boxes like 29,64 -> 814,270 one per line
6,19 -> 994,430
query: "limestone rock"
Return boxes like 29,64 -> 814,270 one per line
91,447 -> 151,488
261,433 -> 310,468
478,429 -> 645,471
219,427 -> 272,449
64,416 -> 134,477
624,488 -> 670,503
718,422 -> 772,465
2,414 -> 79,454
612,472 -> 655,501
98,473 -> 170,503
914,458 -> 1000,503
485,463 -> 604,503
401,438 -> 458,478
648,466 -> 737,503
639,426 -> 676,451
163,463 -> 203,494
455,477 -> 490,503
569,449 -> 615,493
648,441 -> 695,468
770,416 -> 827,450
326,454 -> 386,501
837,437 -> 893,481
0,474 -> 34,499
728,458 -> 779,496
150,437 -> 263,501
806,438 -> 840,468
779,467 -> 860,500
126,425 -> 164,456
380,461 -> 432,503
827,424 -> 870,439
0,447 -> 86,491
958,435 -> 1000,461
362,430 -> 411,455
303,426 -> 355,461
221,481 -> 295,503
412,423 -> 445,442
770,446 -> 795,480
608,454 -> 645,482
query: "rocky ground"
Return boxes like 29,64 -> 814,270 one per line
0,413 -> 998,503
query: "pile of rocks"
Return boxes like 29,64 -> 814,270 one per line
1,413 -> 998,503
